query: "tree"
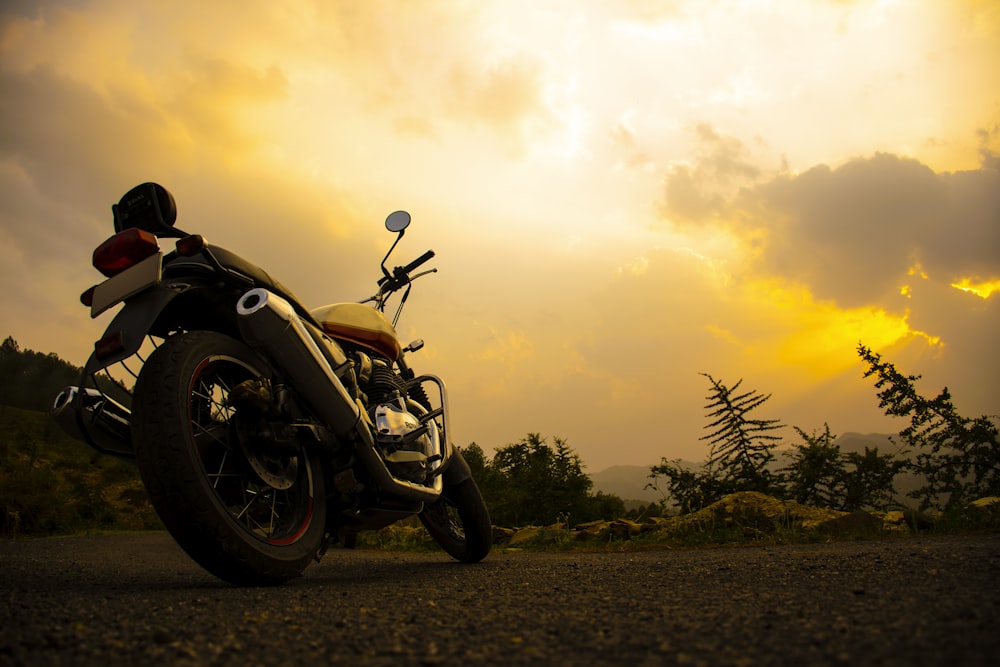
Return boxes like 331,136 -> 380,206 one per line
858,344 -> 1000,510
650,374 -> 785,513
461,442 -> 489,480
781,423 -> 907,512
468,434 -> 623,527
781,424 -> 845,508
648,459 -> 725,514
841,446 -> 908,512
2,336 -> 20,354
700,373 -> 784,495
0,337 -> 82,411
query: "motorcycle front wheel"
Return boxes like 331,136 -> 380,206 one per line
419,463 -> 492,563
131,331 -> 326,586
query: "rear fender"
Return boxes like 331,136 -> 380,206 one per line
82,282 -> 239,375
83,285 -> 179,375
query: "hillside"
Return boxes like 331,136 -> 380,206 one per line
0,405 -> 159,537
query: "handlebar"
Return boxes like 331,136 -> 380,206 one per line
378,249 -> 436,290
402,249 -> 435,275
368,242 -> 436,325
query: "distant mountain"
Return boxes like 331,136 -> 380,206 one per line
589,432 -> 919,505
590,463 -> 697,504
830,432 -> 902,455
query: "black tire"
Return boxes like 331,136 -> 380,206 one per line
419,474 -> 492,563
131,331 -> 326,585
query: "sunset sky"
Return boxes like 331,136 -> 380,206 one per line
2,0 -> 998,472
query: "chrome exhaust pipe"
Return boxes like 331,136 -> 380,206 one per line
52,386 -> 134,458
236,288 -> 443,503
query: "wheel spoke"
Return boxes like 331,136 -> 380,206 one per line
133,332 -> 325,583
184,349 -> 314,543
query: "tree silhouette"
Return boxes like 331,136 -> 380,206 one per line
782,424 -> 845,508
841,446 -> 908,511
700,373 -> 784,495
0,336 -> 82,411
651,374 -> 784,513
858,343 -> 1000,510
465,434 -> 623,527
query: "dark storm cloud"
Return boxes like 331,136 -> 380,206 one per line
747,152 -> 1000,308
659,125 -> 1000,310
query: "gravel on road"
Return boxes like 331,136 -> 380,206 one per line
2,531 -> 998,666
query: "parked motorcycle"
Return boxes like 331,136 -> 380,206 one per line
52,182 -> 492,585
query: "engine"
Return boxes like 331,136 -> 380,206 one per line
352,351 -> 437,484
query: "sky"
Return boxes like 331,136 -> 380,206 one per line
1,0 -> 998,473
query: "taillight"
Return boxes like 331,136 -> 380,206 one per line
94,330 -> 126,360
93,228 -> 160,277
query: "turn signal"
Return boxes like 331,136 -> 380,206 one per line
175,234 -> 206,256
80,285 -> 96,307
92,228 -> 160,278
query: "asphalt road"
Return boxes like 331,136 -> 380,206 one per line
2,531 -> 998,666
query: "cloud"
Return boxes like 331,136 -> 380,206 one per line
660,124 -> 766,224
657,123 -> 1000,311
746,152 -> 1000,310
446,54 -> 555,155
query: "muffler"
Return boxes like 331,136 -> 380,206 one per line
236,288 -> 443,503
51,386 -> 134,458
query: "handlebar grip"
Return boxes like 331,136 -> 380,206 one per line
401,249 -> 435,274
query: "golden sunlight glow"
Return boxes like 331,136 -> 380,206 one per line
950,278 -> 1000,299
1,0 -> 997,470
739,279 -> 924,377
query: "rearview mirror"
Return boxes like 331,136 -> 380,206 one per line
385,210 -> 411,233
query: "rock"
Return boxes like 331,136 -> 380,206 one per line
492,526 -> 516,545
608,519 -> 644,540
507,526 -> 542,546
882,510 -> 910,532
969,496 -> 1000,509
677,491 -> 847,534
572,521 -> 610,540
817,510 -> 882,537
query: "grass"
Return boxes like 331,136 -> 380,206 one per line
0,405 -> 160,538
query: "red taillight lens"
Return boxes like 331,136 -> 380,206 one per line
94,330 -> 126,360
93,228 -> 160,277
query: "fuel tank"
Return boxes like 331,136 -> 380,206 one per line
311,303 -> 402,361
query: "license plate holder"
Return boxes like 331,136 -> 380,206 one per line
91,253 -> 163,318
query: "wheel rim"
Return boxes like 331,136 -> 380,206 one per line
188,355 -> 315,546
427,495 -> 466,543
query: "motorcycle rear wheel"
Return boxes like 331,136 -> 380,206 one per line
131,331 -> 326,586
419,470 -> 492,563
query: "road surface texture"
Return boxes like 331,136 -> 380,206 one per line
1,531 -> 997,666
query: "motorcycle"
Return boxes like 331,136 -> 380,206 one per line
52,182 -> 492,585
